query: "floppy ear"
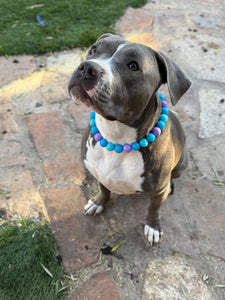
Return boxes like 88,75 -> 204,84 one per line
96,33 -> 113,42
155,51 -> 192,105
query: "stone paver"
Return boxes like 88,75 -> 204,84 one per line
26,112 -> 65,157
0,168 -> 45,218
142,254 -> 213,300
0,55 -> 37,87
42,147 -> 85,185
68,271 -> 121,300
0,102 -> 18,139
0,0 -> 225,299
115,7 -> 153,33
40,185 -> 100,273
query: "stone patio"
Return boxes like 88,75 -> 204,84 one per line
0,0 -> 225,299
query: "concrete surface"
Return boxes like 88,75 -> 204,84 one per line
0,0 -> 225,299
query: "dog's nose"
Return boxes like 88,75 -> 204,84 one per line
78,61 -> 103,80
68,61 -> 104,94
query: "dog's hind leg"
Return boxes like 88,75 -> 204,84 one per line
83,182 -> 110,216
171,142 -> 188,179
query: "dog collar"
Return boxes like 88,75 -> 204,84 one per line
89,91 -> 169,153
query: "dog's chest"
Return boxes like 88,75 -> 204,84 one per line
84,137 -> 145,194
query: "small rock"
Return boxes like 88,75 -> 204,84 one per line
193,15 -> 219,29
35,102 -> 43,107
201,47 -> 208,52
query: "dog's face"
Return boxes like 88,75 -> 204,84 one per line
68,34 -> 191,125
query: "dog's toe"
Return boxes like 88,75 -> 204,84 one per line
144,225 -> 163,246
83,200 -> 104,215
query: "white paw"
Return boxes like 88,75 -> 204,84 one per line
144,225 -> 163,246
83,200 -> 104,216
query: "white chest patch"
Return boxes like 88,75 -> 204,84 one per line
84,114 -> 145,194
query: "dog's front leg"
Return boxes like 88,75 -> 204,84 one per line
144,182 -> 170,246
84,182 -> 110,216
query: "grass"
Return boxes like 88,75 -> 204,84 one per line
0,218 -> 67,300
0,0 -> 147,55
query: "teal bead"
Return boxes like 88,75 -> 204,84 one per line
100,138 -> 108,147
107,142 -> 115,151
147,133 -> 155,142
89,119 -> 96,127
90,112 -> 95,119
159,114 -> 168,122
159,93 -> 165,100
162,107 -> 169,115
139,138 -> 148,147
132,142 -> 140,151
91,126 -> 99,135
156,121 -> 165,129
115,144 -> 123,153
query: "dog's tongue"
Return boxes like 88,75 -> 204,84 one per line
86,87 -> 96,99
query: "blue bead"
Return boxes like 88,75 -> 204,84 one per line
90,112 -> 95,119
159,93 -> 165,100
139,138 -> 148,147
162,107 -> 169,115
89,119 -> 96,127
147,133 -> 155,143
107,142 -> 115,151
114,144 -> 123,153
100,138 -> 108,147
132,142 -> 140,151
156,121 -> 166,129
159,114 -> 168,122
91,126 -> 99,135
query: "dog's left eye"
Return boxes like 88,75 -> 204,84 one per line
89,47 -> 97,55
128,61 -> 139,71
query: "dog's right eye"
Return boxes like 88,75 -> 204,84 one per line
128,61 -> 139,71
89,47 -> 97,55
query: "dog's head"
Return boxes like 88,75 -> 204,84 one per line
68,34 -> 192,124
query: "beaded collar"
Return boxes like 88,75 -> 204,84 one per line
89,91 -> 169,153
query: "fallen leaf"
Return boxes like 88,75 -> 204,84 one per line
40,263 -> 53,278
27,4 -> 45,9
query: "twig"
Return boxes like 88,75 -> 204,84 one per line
181,286 -> 191,300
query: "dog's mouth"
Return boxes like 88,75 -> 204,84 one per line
69,79 -> 117,121
69,83 -> 94,107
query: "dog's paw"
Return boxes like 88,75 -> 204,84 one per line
144,225 -> 163,246
83,200 -> 104,216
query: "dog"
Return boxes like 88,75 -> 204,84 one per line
68,33 -> 192,246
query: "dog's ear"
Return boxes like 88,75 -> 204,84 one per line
155,51 -> 192,105
96,33 -> 113,42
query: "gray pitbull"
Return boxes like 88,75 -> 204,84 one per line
68,33 -> 192,246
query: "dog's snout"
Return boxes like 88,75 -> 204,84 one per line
78,61 -> 104,80
68,60 -> 105,98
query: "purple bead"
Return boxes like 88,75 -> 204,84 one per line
123,144 -> 131,153
161,100 -> 168,107
152,127 -> 161,136
94,133 -> 102,141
